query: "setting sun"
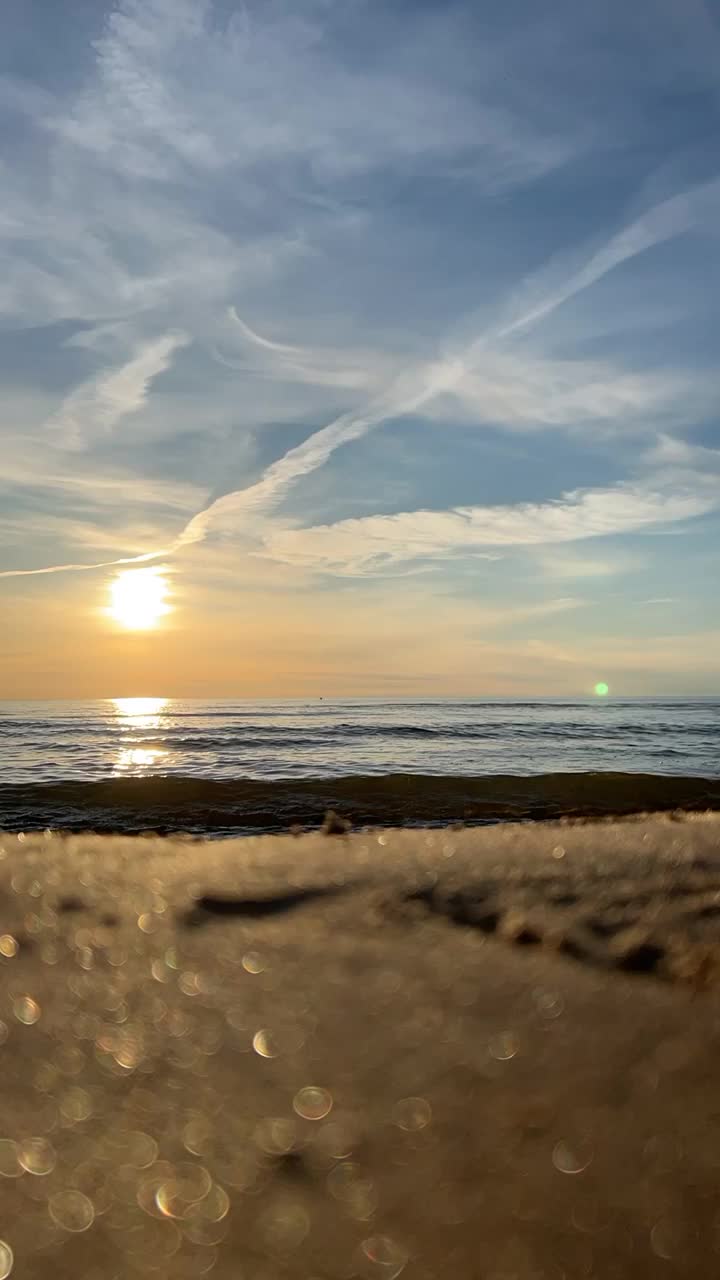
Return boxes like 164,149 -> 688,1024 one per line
109,568 -> 170,630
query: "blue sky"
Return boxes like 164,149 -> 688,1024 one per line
1,0 -> 719,696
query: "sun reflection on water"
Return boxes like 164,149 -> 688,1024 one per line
112,698 -> 168,719
111,699 -> 170,773
115,747 -> 168,774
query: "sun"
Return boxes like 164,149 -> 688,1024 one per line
109,568 -> 170,630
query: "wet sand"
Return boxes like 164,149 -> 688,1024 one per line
3,770 -> 719,835
2,814 -> 720,1277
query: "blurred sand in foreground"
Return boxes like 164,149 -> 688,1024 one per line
1,814 -> 720,1278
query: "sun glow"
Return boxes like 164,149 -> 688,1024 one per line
109,568 -> 170,630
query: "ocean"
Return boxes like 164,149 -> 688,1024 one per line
1,696 -> 719,834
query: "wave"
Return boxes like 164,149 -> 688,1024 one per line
3,719 -> 718,746
1,772 -> 719,837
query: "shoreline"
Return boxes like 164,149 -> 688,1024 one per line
1,769 -> 719,836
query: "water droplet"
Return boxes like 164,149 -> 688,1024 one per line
552,844 -> 566,860
48,1189 -> 95,1232
293,1086 -> 333,1121
242,951 -> 266,974
13,995 -> 40,1025
392,1097 -> 432,1132
18,1137 -> 56,1176
0,936 -> 18,959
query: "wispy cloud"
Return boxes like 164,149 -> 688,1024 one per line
47,332 -> 189,449
427,354 -> 699,432
55,0 -> 572,190
257,479 -> 719,575
173,178 -> 718,552
534,548 -> 646,580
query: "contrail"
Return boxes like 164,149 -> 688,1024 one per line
178,182 -> 716,550
3,181 -> 714,582
0,550 -> 167,580
174,359 -> 463,549
496,178 -> 719,340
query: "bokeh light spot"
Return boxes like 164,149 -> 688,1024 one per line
0,1240 -> 13,1279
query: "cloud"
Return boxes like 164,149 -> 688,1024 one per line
428,354 -> 699,431
53,0 -> 571,190
463,596 -> 585,628
257,479 -> 720,575
174,177 -> 718,552
534,548 -> 646,580
642,433 -> 720,473
47,332 -> 189,449
1,0 -> 719,616
216,307 -> 402,394
2,441 -> 206,513
224,307 -> 700,428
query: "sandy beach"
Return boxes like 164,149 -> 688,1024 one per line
2,813 -> 720,1278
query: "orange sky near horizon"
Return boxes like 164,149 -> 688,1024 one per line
2,563 -> 717,701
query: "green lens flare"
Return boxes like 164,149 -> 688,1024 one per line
594,682 -> 609,697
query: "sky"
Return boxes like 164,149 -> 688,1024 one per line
1,0 -> 719,698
